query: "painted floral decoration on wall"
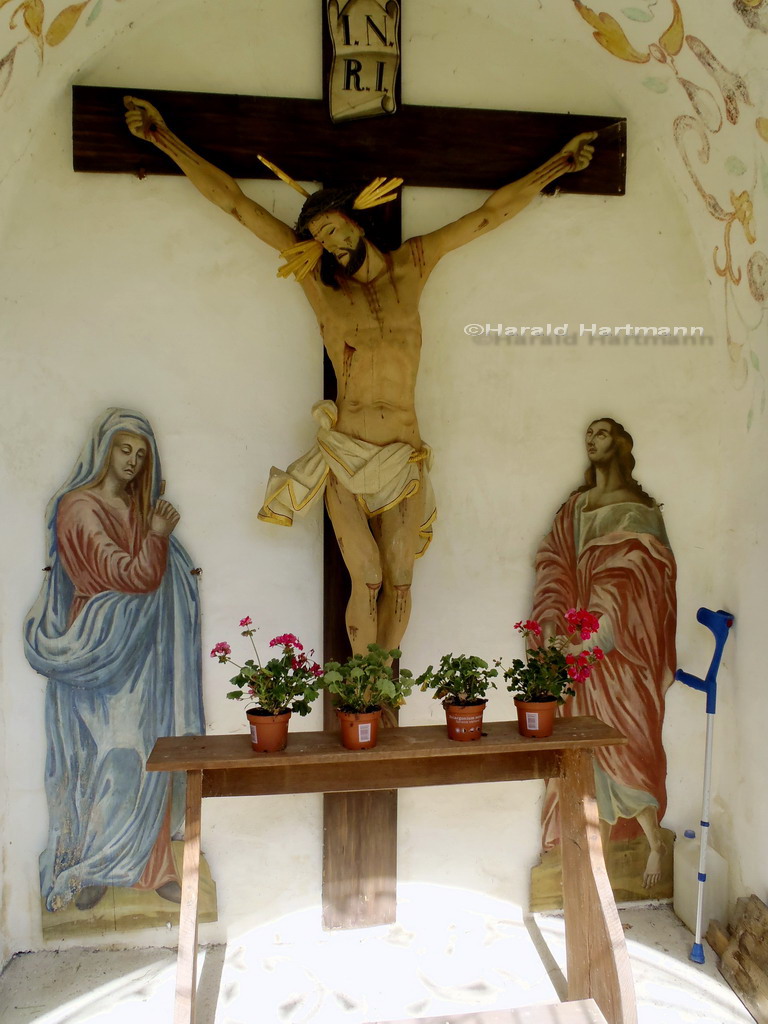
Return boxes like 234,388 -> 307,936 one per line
0,0 -> 125,99
571,0 -> 768,426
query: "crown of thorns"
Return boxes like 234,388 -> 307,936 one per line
258,154 -> 403,281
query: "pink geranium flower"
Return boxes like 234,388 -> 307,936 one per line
212,627 -> 322,717
270,633 -> 303,651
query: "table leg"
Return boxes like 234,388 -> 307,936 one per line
174,769 -> 203,1024
559,749 -> 637,1024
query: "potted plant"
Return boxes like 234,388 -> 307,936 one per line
417,653 -> 498,741
499,609 -> 603,737
210,617 -> 323,751
322,644 -> 414,749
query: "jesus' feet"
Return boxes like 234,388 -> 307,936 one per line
642,842 -> 665,889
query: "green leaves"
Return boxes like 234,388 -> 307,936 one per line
320,644 -> 413,713
416,653 -> 498,706
501,636 -> 573,704
378,678 -> 396,701
221,648 -> 321,716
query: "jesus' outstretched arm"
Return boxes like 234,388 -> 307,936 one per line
417,131 -> 596,267
124,96 -> 296,253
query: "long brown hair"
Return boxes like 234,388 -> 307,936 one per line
87,433 -> 154,530
577,417 -> 656,507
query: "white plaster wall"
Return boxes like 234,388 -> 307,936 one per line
699,394 -> 768,901
1,0 -> 765,963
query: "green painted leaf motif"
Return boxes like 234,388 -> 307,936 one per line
761,157 -> 768,197
726,156 -> 747,176
622,6 -> 653,21
750,350 -> 760,370
86,0 -> 102,24
747,407 -> 754,430
643,77 -> 668,93
761,391 -> 766,413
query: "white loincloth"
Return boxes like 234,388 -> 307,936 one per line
258,400 -> 436,557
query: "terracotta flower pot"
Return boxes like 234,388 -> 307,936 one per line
514,698 -> 557,738
336,708 -> 382,750
246,708 -> 291,752
444,700 -> 486,741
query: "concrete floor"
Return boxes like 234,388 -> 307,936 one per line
0,888 -> 753,1024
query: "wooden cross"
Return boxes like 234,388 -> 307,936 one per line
72,40 -> 625,932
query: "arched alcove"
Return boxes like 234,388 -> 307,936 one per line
1,0 -> 766,966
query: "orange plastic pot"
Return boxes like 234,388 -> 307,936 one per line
514,699 -> 557,738
444,701 -> 486,741
246,709 -> 291,752
336,708 -> 382,750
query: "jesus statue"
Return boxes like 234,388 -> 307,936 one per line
125,97 -> 595,654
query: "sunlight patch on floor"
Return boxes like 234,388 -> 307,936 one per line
0,887 -> 753,1024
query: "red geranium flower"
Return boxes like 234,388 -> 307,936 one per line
565,608 -> 600,640
514,618 -> 542,637
270,633 -> 303,651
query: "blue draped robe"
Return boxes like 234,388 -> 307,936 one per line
24,409 -> 204,911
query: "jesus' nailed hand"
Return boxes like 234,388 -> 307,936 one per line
125,95 -> 596,656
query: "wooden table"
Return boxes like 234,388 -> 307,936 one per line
147,717 -> 637,1024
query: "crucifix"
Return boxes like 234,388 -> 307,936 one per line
72,5 -> 626,932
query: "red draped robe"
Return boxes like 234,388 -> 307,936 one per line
533,492 -> 677,845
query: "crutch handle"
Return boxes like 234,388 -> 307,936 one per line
675,607 -> 734,714
675,668 -> 717,713
696,607 -> 734,638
